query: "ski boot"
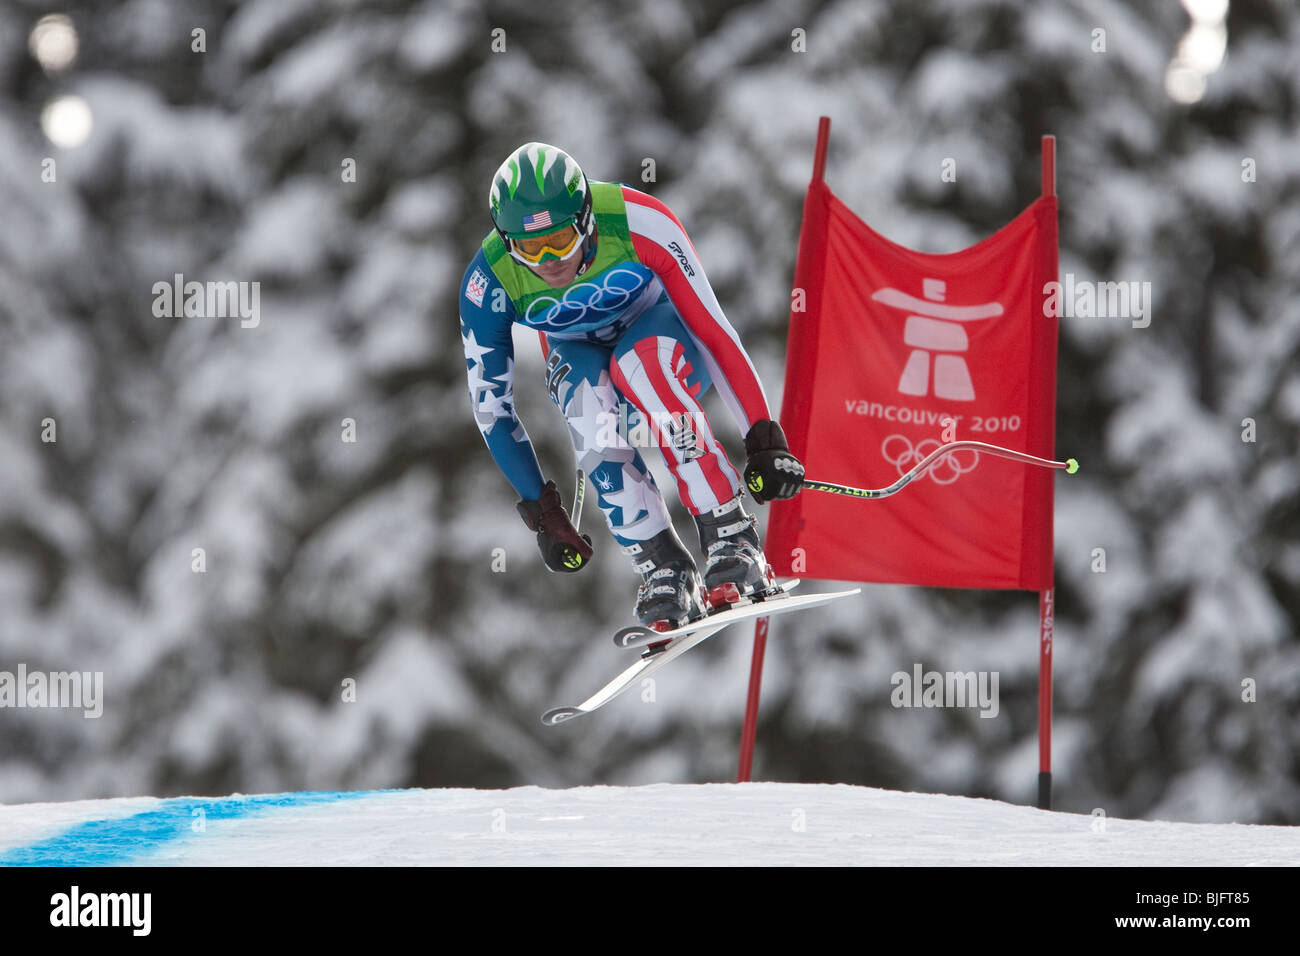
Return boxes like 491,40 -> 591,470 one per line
623,527 -> 707,633
693,495 -> 776,610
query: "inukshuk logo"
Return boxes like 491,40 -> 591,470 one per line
870,277 -> 1003,402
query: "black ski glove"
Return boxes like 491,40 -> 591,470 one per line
743,420 -> 805,504
517,480 -> 594,573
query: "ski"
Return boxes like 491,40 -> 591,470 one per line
614,579 -> 806,648
541,585 -> 860,725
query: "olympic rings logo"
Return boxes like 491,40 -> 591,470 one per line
523,268 -> 649,329
881,434 -> 979,485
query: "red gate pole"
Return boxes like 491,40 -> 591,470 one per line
736,615 -> 770,782
1037,134 -> 1057,810
737,116 -> 832,783
1038,587 -> 1054,809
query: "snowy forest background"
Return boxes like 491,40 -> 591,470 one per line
0,0 -> 1296,826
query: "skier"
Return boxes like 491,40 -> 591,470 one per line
459,142 -> 805,631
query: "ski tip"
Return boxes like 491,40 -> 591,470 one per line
541,706 -> 583,726
613,625 -> 654,648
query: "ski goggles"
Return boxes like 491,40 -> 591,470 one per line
508,223 -> 583,264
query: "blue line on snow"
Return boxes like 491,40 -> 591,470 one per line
0,789 -> 386,866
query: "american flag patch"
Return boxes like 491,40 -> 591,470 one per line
465,268 -> 489,307
522,211 -> 553,231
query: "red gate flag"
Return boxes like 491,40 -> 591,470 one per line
766,180 -> 1059,590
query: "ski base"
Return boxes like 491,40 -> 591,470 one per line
614,580 -> 801,648
541,584 -> 860,726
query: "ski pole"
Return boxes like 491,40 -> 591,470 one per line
801,441 -> 1078,500
571,468 -> 586,529
559,469 -> 588,569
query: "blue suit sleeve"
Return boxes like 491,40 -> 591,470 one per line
458,251 -> 546,501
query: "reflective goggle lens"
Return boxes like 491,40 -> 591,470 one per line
510,224 -> 581,262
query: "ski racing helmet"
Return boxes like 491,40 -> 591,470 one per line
488,142 -> 596,270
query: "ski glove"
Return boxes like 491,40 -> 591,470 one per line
743,419 -> 805,504
517,479 -> 594,573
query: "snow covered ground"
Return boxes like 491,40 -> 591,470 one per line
2,783 -> 1296,866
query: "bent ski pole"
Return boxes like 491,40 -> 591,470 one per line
802,441 -> 1078,500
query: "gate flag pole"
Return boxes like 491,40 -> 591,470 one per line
1038,133 -> 1057,811
737,116 -> 832,784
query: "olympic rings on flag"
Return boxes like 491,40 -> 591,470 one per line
881,434 -> 980,485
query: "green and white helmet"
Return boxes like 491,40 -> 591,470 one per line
488,142 -> 594,244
